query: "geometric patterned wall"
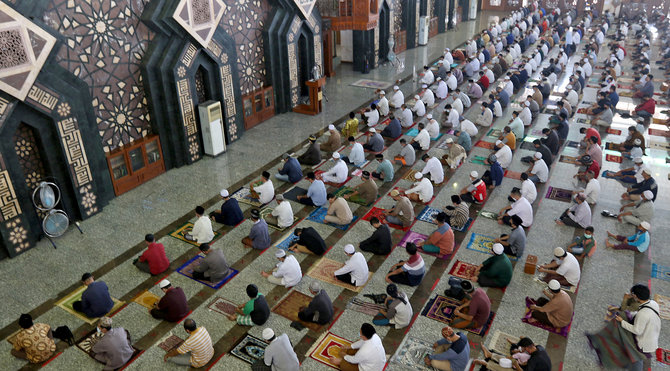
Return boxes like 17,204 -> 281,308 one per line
12,123 -> 48,193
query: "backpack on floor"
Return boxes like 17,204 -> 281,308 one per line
53,325 -> 75,345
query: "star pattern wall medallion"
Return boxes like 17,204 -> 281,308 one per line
174,0 -> 227,47
0,3 -> 56,101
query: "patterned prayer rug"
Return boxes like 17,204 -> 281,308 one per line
657,348 -> 670,365
558,155 -> 580,164
487,330 -> 520,357
453,218 -> 473,233
168,222 -> 222,246
390,336 -> 435,371
306,258 -> 373,292
349,79 -> 392,89
605,154 -> 622,163
604,142 -> 620,151
282,186 -> 308,202
649,128 -> 670,137
469,155 -> 487,165
417,206 -> 441,223
230,334 -> 267,364
487,128 -> 502,138
309,332 -> 353,369
421,295 -> 494,335
273,232 -> 299,251
606,128 -> 622,135
259,207 -> 298,231
230,187 -> 264,207
347,298 -> 385,316
478,210 -> 498,220
565,140 -> 580,149
587,314 -> 646,369
398,231 -> 428,249
519,141 -> 536,151
504,170 -> 522,180
532,274 -> 577,293
158,334 -> 184,352
545,186 -> 573,202
402,169 -> 420,181
448,260 -> 479,281
55,286 -> 125,324
465,233 -> 518,261
522,300 -> 572,337
207,297 -> 238,317
333,186 -> 375,206
648,141 -> 670,151
133,291 -> 160,310
362,207 -> 409,230
652,263 -> 670,282
654,294 -> 670,320
176,255 -> 239,289
306,207 -> 358,230
475,140 -> 495,149
272,290 -> 323,331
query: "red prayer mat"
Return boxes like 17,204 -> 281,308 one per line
475,140 -> 495,149
448,260 -> 479,281
362,207 -> 410,231
656,348 -> 670,365
606,128 -> 621,135
605,154 -> 622,163
504,170 -> 522,180
649,128 -> 670,137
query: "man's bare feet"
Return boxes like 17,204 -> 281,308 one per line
226,313 -> 236,321
607,231 -> 616,239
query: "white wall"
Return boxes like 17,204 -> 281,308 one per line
340,30 -> 353,62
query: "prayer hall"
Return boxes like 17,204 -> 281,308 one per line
0,0 -> 668,370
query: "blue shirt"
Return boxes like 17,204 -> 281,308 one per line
278,157 -> 303,183
490,162 -> 503,186
628,230 -> 650,252
430,332 -> 470,371
381,118 -> 402,138
368,133 -> 385,152
249,220 -> 271,250
506,33 -> 514,45
497,89 -> 510,108
307,180 -> 327,206
608,92 -> 619,108
376,160 -> 394,182
518,70 -> 529,85
482,49 -> 490,63
458,132 -> 472,152
510,75 -> 521,91
219,198 -> 244,226
81,281 -> 114,318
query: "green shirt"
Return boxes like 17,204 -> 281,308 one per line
573,235 -> 595,256
376,160 -> 394,182
242,293 -> 262,315
479,254 -> 513,286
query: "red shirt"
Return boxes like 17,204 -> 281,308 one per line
635,99 -> 655,115
139,242 -> 170,275
588,161 -> 600,178
471,179 -> 487,202
469,288 -> 492,326
479,75 -> 490,89
585,128 -> 601,145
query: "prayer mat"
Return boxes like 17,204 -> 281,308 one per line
314,170 -> 352,187
651,263 -> 670,282
522,305 -> 571,337
577,108 -> 588,114
306,207 -> 358,230
273,232 -> 299,251
347,298 -> 385,316
272,290 -> 323,331
466,233 -> 518,261
604,142 -> 620,151
259,207 -> 298,231
362,207 -> 409,231
653,117 -> 669,125
436,139 -> 450,149
469,155 -> 487,165
558,155 -> 580,164
519,141 -> 536,151
587,315 -> 646,369
306,258 -> 373,292
351,169 -> 363,177
230,334 -> 267,364
465,312 -> 495,336
565,140 -> 579,149
653,294 -> 670,320
453,218 -> 473,233
390,336 -> 435,371
76,329 -> 141,361
398,231 -> 428,249
421,295 -> 461,323
478,210 -> 498,220
504,170 -> 522,180
168,222 -> 222,247
283,186 -> 307,202
402,169 -> 420,181
207,297 -> 238,317
158,334 -> 184,353
649,128 -> 670,137
487,128 -> 502,138
606,128 -> 622,135
349,79 -> 392,89
448,260 -> 479,281
532,275 -> 577,293
133,291 -> 160,310
475,140 -> 495,149
363,146 -> 388,154
55,286 -> 125,324
405,128 -> 420,137
176,255 -> 239,289
618,84 -> 633,90
575,118 -> 589,124
333,186 -> 375,206
416,206 -> 441,223
657,349 -> 670,365
487,330 -> 520,357
309,332 -> 353,369
606,154 -> 623,163
619,91 -> 634,98
230,187 -> 264,207
545,186 -> 573,203
648,140 -> 670,151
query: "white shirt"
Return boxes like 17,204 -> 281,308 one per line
478,52 -> 485,64
400,108 -> 413,128
412,99 -> 426,117
389,292 -> 413,329
471,58 -> 480,73
390,90 -> 404,108
406,178 -> 434,202
348,142 -> 366,166
495,144 -> 512,168
421,89 -> 435,107
508,197 -> 533,227
555,252 -> 580,286
274,255 -> 302,287
531,159 -> 549,183
446,75 -> 457,91
630,146 -> 643,159
272,201 -> 294,228
345,334 -> 386,371
426,120 -> 440,139
323,160 -> 348,183
476,108 -> 493,127
256,179 -> 275,204
613,63 -> 621,77
534,53 -> 541,66
504,81 -> 514,97
492,100 -> 502,117
436,81 -> 448,99
377,96 -> 389,116
364,109 -> 379,126
485,69 -> 495,84
460,119 -> 478,137
583,62 -> 592,78
548,72 -> 557,86
422,157 -> 444,183
446,109 -> 460,129
444,52 -> 454,65
334,252 -> 369,286
566,90 -> 579,108
519,107 -> 532,126
415,129 -> 430,150
582,178 -> 600,204
458,92 -> 471,108
191,215 -> 214,243
521,179 -> 537,203
420,69 -> 434,85
452,98 -> 464,116
621,300 -> 662,353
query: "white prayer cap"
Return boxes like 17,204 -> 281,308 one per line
415,95 -> 420,99
492,243 -> 504,255
159,279 -> 171,289
633,138 -> 641,145
640,221 -> 651,230
583,58 -> 589,62
426,113 -> 433,119
436,77 -> 442,81
643,190 -> 654,199
566,84 -> 573,89
445,47 -> 450,51
414,172 -> 423,179
470,171 -> 479,178
422,84 -> 428,88
633,157 -> 643,163
499,358 -> 513,368
534,152 -> 542,159
504,76 -> 510,80
220,189 -> 229,197
379,90 -> 385,95
548,279 -> 561,290
328,124 -> 335,130
393,86 -> 399,90
495,140 -> 503,146
642,168 -> 651,175
369,128 -> 376,133
262,328 -> 275,340
446,137 -> 454,143
275,249 -> 286,258
332,152 -> 341,159
524,101 -> 530,107
344,244 -> 355,254
553,247 -> 565,257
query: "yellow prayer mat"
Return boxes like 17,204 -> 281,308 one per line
168,222 -> 222,247
133,291 -> 160,310
55,285 -> 125,324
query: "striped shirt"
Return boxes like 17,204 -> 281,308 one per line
445,203 -> 469,229
402,254 -> 425,277
177,327 -> 214,367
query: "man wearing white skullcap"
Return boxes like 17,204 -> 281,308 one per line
376,90 -> 389,116
363,127 -> 384,152
319,124 -> 342,153
556,192 -> 591,229
258,327 -> 299,370
421,83 -> 435,107
460,170 -> 487,204
319,153 -> 348,184
474,243 -> 513,288
493,140 -> 512,169
412,94 -> 426,117
519,100 -> 532,126
151,279 -> 190,322
390,86 -> 404,108
618,189 -> 655,226
440,137 -> 466,169
435,77 -> 448,99
334,244 -> 369,286
261,249 -> 302,287
538,247 -> 580,287
527,279 -> 573,328
605,221 -> 651,253
405,171 -> 434,203
525,151 -> 548,184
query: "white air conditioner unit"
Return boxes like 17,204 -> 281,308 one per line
469,0 -> 477,20
198,100 -> 226,156
418,16 -> 428,45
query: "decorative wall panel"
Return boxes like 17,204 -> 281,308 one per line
173,0 -> 227,46
12,124 -> 47,192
